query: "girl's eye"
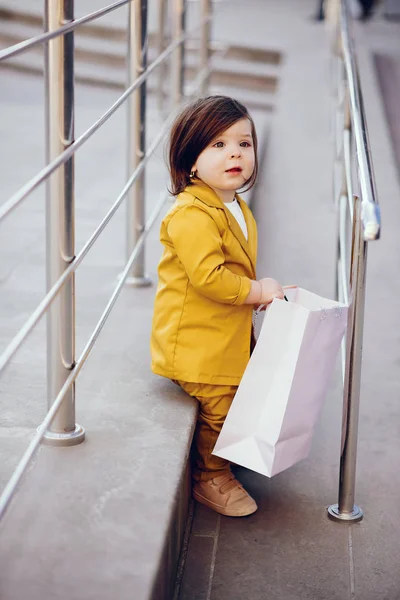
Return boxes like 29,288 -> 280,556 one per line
240,141 -> 251,147
213,141 -> 224,148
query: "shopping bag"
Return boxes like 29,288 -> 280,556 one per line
213,287 -> 348,477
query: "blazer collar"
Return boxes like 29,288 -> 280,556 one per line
186,181 -> 225,208
185,181 -> 257,275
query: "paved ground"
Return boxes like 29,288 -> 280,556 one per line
177,3 -> 400,600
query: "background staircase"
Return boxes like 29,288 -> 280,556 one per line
0,4 -> 282,112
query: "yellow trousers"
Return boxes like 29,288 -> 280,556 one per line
176,381 -> 237,482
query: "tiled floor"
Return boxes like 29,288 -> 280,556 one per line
176,2 -> 400,600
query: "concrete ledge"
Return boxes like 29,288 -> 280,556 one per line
0,291 -> 198,600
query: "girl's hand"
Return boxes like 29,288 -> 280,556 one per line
259,277 -> 284,305
255,284 -> 297,311
244,281 -> 296,307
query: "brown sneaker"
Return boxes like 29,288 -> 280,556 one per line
193,473 -> 258,517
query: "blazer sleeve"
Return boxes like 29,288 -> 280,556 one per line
167,205 -> 252,305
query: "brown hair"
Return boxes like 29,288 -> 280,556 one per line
168,96 -> 258,196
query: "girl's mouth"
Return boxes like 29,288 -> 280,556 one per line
226,167 -> 242,173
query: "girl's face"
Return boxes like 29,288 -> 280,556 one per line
191,118 -> 255,203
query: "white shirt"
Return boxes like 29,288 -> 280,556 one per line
225,199 -> 248,240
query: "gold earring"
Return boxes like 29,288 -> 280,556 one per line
190,170 -> 196,179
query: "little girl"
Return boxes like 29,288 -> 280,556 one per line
151,96 -> 284,517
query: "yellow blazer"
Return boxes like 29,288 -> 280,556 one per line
151,182 -> 257,385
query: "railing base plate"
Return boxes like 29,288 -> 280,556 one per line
124,275 -> 152,288
42,424 -> 86,447
327,503 -> 363,523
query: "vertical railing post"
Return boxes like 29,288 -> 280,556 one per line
172,0 -> 187,107
200,0 -> 211,95
44,0 -> 85,446
157,0 -> 167,112
328,195 -> 365,522
126,0 -> 151,287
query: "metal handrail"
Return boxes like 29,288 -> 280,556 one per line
0,0 -> 212,519
0,19 -> 209,223
328,0 -> 381,524
0,0 -> 130,62
339,0 -> 380,241
0,110 -> 175,374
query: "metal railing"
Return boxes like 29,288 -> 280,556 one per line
0,0 -> 212,519
328,0 -> 381,523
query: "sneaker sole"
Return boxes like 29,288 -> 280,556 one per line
193,489 -> 258,517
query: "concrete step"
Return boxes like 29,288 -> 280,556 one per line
0,6 -> 282,69
0,31 -> 280,89
0,55 -> 276,114
0,5 -> 282,65
0,6 -> 281,110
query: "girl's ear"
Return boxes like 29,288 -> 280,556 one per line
190,166 -> 197,179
